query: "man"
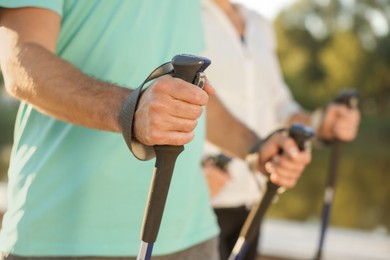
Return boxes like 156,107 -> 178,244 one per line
201,0 -> 361,259
0,1 -> 311,259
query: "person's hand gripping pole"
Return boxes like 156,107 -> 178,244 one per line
229,123 -> 315,260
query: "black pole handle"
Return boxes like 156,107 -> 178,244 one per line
141,145 -> 184,242
171,54 -> 211,85
332,89 -> 359,109
140,54 -> 211,243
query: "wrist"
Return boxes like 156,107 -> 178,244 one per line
119,86 -> 156,161
245,138 -> 263,173
202,153 -> 232,172
310,108 -> 334,147
310,108 -> 324,132
245,127 -> 287,174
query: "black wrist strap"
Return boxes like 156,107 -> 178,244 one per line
119,62 -> 174,161
246,128 -> 287,173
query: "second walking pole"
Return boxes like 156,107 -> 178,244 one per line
229,123 -> 315,260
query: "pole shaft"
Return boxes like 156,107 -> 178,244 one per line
315,140 -> 341,259
137,241 -> 154,260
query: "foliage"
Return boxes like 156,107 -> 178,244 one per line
275,0 -> 390,114
269,0 -> 390,232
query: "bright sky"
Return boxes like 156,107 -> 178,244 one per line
233,0 -> 298,21
234,0 -> 389,35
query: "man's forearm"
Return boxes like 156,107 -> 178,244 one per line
0,7 -> 213,149
287,112 -> 311,127
206,95 -> 259,159
1,40 -> 130,132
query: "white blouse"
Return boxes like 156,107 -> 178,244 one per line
202,0 -> 302,208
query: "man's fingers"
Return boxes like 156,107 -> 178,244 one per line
203,78 -> 215,96
273,155 -> 307,174
266,153 -> 309,188
259,131 -> 312,189
269,172 -> 297,188
151,114 -> 198,133
204,164 -> 231,198
149,130 -> 195,146
259,133 -> 300,172
166,98 -> 204,120
333,123 -> 359,141
165,76 -> 209,106
133,75 -> 211,146
275,135 -> 301,159
319,104 -> 361,141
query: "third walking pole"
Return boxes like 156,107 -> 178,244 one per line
314,89 -> 359,260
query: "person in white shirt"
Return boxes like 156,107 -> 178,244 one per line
201,0 -> 361,259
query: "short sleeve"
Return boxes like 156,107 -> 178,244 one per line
0,0 -> 64,16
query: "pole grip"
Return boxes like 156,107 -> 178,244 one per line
141,145 -> 184,243
332,89 -> 359,109
171,54 -> 211,85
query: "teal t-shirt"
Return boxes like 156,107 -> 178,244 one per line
0,0 -> 219,256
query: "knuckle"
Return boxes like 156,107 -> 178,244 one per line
188,120 -> 197,130
148,130 -> 161,144
193,91 -> 208,105
152,77 -> 170,93
183,132 -> 195,144
149,100 -> 165,114
179,120 -> 197,132
287,180 -> 296,189
192,106 -> 203,118
296,164 -> 305,174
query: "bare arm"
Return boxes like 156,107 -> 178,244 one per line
206,84 -> 311,188
0,7 -> 211,146
206,94 -> 258,159
0,8 -> 130,132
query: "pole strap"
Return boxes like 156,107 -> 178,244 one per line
119,62 -> 174,161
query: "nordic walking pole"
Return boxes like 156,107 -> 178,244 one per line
229,123 -> 315,260
314,89 -> 359,260
135,54 -> 211,260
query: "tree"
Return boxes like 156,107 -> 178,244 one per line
275,0 -> 390,114
270,0 -> 390,232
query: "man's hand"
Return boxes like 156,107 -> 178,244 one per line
318,104 -> 360,142
257,132 -> 312,188
203,164 -> 232,198
134,76 -> 214,146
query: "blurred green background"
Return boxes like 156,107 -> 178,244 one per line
0,0 -> 389,233
267,0 -> 390,234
